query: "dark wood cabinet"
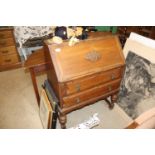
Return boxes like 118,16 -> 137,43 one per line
118,26 -> 155,47
44,32 -> 125,128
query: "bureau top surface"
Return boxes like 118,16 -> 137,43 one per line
46,35 -> 125,82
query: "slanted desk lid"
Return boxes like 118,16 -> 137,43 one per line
47,36 -> 125,82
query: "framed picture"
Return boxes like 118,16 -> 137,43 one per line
44,80 -> 58,129
39,88 -> 53,129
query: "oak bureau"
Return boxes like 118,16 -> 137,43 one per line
44,33 -> 125,128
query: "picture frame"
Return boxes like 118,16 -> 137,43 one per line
39,88 -> 53,129
44,80 -> 58,129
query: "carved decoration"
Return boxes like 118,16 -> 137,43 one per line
85,51 -> 101,62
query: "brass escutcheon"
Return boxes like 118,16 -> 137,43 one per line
75,98 -> 80,103
85,50 -> 101,62
111,73 -> 115,80
108,86 -> 112,91
75,84 -> 81,92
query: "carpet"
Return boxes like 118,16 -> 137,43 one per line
0,68 -> 132,129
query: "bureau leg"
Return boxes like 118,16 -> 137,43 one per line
105,94 -> 117,109
111,94 -> 117,104
59,113 -> 67,129
105,98 -> 114,109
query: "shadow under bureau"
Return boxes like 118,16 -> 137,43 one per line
44,34 -> 125,128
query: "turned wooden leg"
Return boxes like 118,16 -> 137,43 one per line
59,113 -> 67,129
105,94 -> 118,109
107,94 -> 117,109
111,94 -> 118,104
105,98 -> 114,109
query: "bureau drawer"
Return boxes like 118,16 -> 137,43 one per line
0,54 -> 19,65
63,79 -> 121,108
0,38 -> 15,47
65,67 -> 122,95
0,46 -> 17,56
0,30 -> 13,39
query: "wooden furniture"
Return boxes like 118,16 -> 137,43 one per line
126,107 -> 155,129
0,27 -> 21,71
24,48 -> 49,105
44,33 -> 125,128
125,121 -> 139,129
139,26 -> 155,39
24,32 -> 112,105
24,32 -> 111,106
117,26 -> 155,47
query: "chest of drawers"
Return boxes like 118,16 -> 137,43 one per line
44,34 -> 125,128
0,27 -> 20,71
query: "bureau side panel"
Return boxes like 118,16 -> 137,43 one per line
44,45 -> 59,95
44,44 -> 66,108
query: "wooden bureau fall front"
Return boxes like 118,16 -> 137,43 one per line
44,34 -> 125,128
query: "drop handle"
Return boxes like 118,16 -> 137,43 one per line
111,73 -> 115,80
75,84 -> 81,92
108,86 -> 112,91
75,98 -> 80,104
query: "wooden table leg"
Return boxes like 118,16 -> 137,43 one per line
29,67 -> 40,106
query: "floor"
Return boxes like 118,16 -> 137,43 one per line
0,68 -> 132,129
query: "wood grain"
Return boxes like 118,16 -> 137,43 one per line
0,27 -> 21,71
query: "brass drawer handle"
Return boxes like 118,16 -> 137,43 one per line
75,98 -> 80,104
111,73 -> 115,80
5,59 -> 11,62
108,86 -> 112,91
1,50 -> 9,54
75,84 -> 81,92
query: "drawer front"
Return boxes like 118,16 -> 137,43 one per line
0,46 -> 17,56
0,38 -> 15,47
0,54 -> 19,65
63,79 -> 121,108
0,30 -> 13,39
65,67 -> 122,95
